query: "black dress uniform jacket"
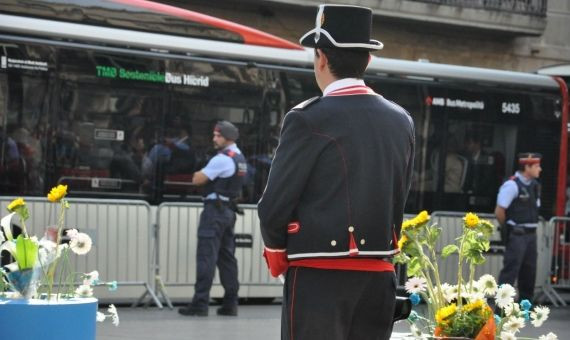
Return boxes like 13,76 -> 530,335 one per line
258,89 -> 415,260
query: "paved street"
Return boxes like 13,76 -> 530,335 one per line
97,302 -> 570,339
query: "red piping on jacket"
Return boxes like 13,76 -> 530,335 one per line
109,0 -> 303,50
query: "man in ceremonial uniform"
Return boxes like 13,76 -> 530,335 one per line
258,5 -> 415,340
179,121 -> 247,317
496,152 -> 542,302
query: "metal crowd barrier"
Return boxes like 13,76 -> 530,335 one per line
4,197 -> 565,307
541,217 -> 570,307
0,197 -> 158,306
154,202 -> 281,304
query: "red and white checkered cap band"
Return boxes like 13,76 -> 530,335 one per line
518,157 -> 541,165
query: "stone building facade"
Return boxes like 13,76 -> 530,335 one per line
161,0 -> 569,72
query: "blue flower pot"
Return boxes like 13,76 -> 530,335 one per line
0,297 -> 97,340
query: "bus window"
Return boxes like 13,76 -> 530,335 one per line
0,72 -> 49,196
54,85 -> 163,199
437,121 -> 517,212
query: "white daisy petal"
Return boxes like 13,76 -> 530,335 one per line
405,277 -> 427,294
539,332 -> 558,340
96,312 -> 106,322
501,331 -> 517,340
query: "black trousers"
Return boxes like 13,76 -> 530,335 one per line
498,227 -> 537,301
281,267 -> 396,340
191,203 -> 239,309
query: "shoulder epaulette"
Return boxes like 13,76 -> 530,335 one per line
292,96 -> 320,111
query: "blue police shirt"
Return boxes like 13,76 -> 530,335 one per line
201,143 -> 241,200
496,171 -> 540,227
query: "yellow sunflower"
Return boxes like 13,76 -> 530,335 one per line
7,197 -> 25,212
463,299 -> 484,313
414,210 -> 430,225
398,234 -> 408,249
436,303 -> 457,324
463,212 -> 480,228
48,184 -> 68,202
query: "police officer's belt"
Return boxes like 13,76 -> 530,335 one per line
510,226 -> 536,234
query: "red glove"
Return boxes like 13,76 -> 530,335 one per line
263,247 -> 289,278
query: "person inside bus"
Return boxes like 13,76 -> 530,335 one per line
495,152 -> 542,302
258,5 -> 414,340
462,130 -> 497,209
178,120 -> 246,317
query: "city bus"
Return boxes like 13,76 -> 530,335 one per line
0,0 -> 568,301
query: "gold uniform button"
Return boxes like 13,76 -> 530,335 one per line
360,239 -> 365,245
331,240 -> 337,246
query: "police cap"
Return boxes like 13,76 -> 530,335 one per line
214,120 -> 239,141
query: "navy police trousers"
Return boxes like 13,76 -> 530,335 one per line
191,202 -> 239,309
498,226 -> 537,301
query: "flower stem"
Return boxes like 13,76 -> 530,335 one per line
47,200 -> 66,300
457,232 -> 467,308
20,218 -> 29,238
468,263 -> 475,294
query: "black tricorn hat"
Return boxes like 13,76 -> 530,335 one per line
299,4 -> 383,51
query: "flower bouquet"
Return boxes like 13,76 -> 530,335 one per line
0,185 -> 119,326
394,211 -> 557,340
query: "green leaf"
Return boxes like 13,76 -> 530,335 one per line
441,244 -> 459,258
15,235 -> 38,270
407,257 -> 422,277
427,226 -> 441,245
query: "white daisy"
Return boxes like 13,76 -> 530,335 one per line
405,277 -> 427,294
444,284 -> 458,303
108,304 -> 120,326
466,291 -> 486,302
538,332 -> 558,340
75,284 -> 93,297
531,306 -> 550,327
500,331 -> 517,340
503,316 -> 525,334
504,302 -> 521,317
477,274 -> 498,296
66,228 -> 79,239
70,232 -> 92,255
495,284 -> 516,309
96,312 -> 106,322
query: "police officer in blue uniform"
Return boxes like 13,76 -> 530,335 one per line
258,5 -> 415,340
179,120 -> 247,317
496,152 -> 542,302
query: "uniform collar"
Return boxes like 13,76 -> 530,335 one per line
220,143 -> 238,153
515,171 -> 533,185
323,78 -> 365,96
